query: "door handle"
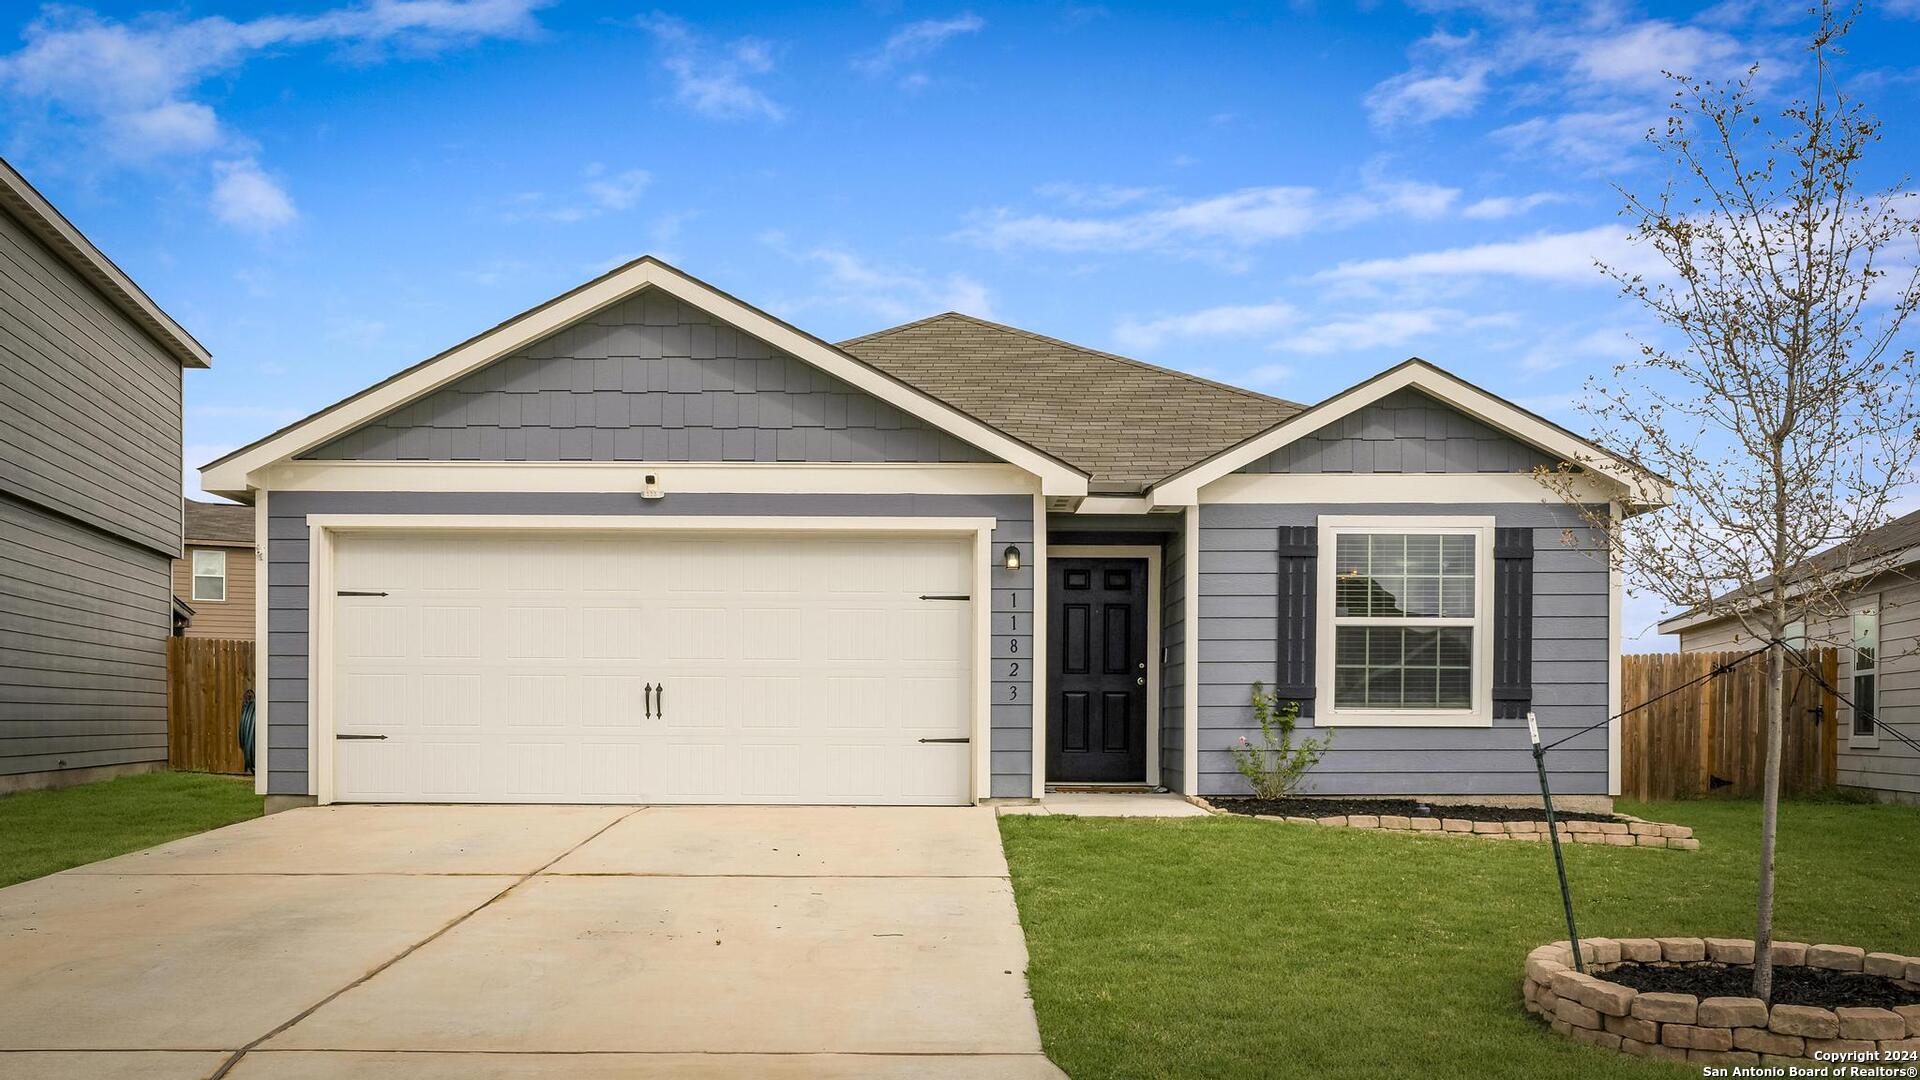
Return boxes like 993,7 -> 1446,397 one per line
644,683 -> 652,719
1136,676 -> 1146,686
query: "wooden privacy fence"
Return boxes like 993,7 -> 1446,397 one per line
167,637 -> 253,775
1620,648 -> 1838,801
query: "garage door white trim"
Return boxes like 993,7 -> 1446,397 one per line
307,515 -> 997,805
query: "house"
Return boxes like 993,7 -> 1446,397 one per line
0,158 -> 210,794
201,257 -> 1664,813
1661,509 -> 1920,804
172,499 -> 257,640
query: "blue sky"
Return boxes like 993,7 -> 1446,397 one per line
5,0 -> 1920,647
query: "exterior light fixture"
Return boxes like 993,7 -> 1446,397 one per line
1002,545 -> 1021,572
641,473 -> 665,500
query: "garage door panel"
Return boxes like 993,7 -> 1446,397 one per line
330,532 -> 975,805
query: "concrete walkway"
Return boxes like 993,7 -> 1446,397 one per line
0,805 -> 1063,1079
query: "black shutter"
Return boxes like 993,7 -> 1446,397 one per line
1275,526 -> 1317,719
1492,527 -> 1534,721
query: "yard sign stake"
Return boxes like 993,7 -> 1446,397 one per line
1529,711 -> 1585,974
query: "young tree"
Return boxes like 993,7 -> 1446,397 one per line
1545,3 -> 1920,1001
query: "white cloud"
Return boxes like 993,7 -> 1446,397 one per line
1519,326 -> 1635,373
1491,110 -> 1655,168
1315,226 -> 1664,286
637,14 -> 784,121
765,236 -> 993,323
1564,20 -> 1748,93
853,13 -> 984,80
506,164 -> 652,223
1032,181 -> 1156,210
1277,307 -> 1515,355
1364,64 -> 1491,127
0,1 -> 546,223
958,178 -> 1462,258
1114,300 -> 1298,351
1461,191 -> 1564,219
210,158 -> 297,232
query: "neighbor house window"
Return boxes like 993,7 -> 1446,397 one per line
191,549 -> 226,602
1784,620 -> 1805,652
1850,602 -> 1878,745
1319,517 -> 1494,727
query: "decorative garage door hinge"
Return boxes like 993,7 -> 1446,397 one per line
336,590 -> 388,597
917,594 -> 970,601
917,737 -> 970,743
335,733 -> 388,740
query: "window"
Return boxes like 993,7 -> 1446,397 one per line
191,549 -> 226,602
1318,517 -> 1494,727
1850,602 -> 1878,746
1783,620 -> 1805,652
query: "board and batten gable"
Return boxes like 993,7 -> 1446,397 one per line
0,201 -> 188,791
1238,388 -> 1560,475
304,290 -> 994,465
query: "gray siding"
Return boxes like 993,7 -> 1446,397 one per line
1,493 -> 171,778
1197,502 -> 1610,796
264,491 -> 1033,799
1239,388 -> 1556,475
1162,513 -> 1188,791
0,207 -> 184,557
1679,570 -> 1920,801
306,290 -> 994,465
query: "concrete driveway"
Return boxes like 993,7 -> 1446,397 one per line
0,805 -> 1063,1080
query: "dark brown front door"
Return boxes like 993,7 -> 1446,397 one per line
1048,557 -> 1148,783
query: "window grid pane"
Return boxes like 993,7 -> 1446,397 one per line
1334,626 -> 1472,709
1335,532 -> 1475,619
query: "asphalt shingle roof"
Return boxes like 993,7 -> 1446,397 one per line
184,499 -> 253,544
839,312 -> 1302,491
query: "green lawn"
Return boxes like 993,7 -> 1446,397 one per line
0,771 -> 262,888
1001,798 -> 1920,1080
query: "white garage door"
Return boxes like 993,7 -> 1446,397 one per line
327,531 -> 975,805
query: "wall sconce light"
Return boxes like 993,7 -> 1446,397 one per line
1002,544 -> 1022,572
641,473 -> 665,500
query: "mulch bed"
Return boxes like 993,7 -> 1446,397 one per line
1604,961 -> 1920,1009
1207,796 -> 1621,824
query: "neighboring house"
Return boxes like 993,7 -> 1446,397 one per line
0,158 -> 210,794
1661,509 -> 1920,804
202,257 -> 1664,812
171,499 -> 257,640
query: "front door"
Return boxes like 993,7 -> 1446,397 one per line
1047,557 -> 1148,783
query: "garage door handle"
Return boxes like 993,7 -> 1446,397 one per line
918,737 -> 970,744
336,733 -> 387,740
656,684 -> 664,718
644,683 -> 653,719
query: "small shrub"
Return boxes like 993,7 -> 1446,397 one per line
1229,681 -> 1333,799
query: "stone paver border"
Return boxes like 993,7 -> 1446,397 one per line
1522,936 -> 1920,1066
1192,799 -> 1698,850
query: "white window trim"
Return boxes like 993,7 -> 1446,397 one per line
1848,597 -> 1880,750
191,548 -> 227,602
1315,515 -> 1496,728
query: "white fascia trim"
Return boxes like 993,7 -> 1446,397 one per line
1314,515 -> 1497,729
1031,493 -> 1048,799
1183,506 -> 1200,794
203,259 -> 1088,497
306,513 -> 999,805
253,491 -> 269,796
1052,545 -> 1163,788
1609,501 -> 1623,796
1199,472 -> 1619,505
1656,546 -> 1920,636
250,460 -> 1038,498
1074,495 -> 1155,515
1150,363 -> 1671,509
